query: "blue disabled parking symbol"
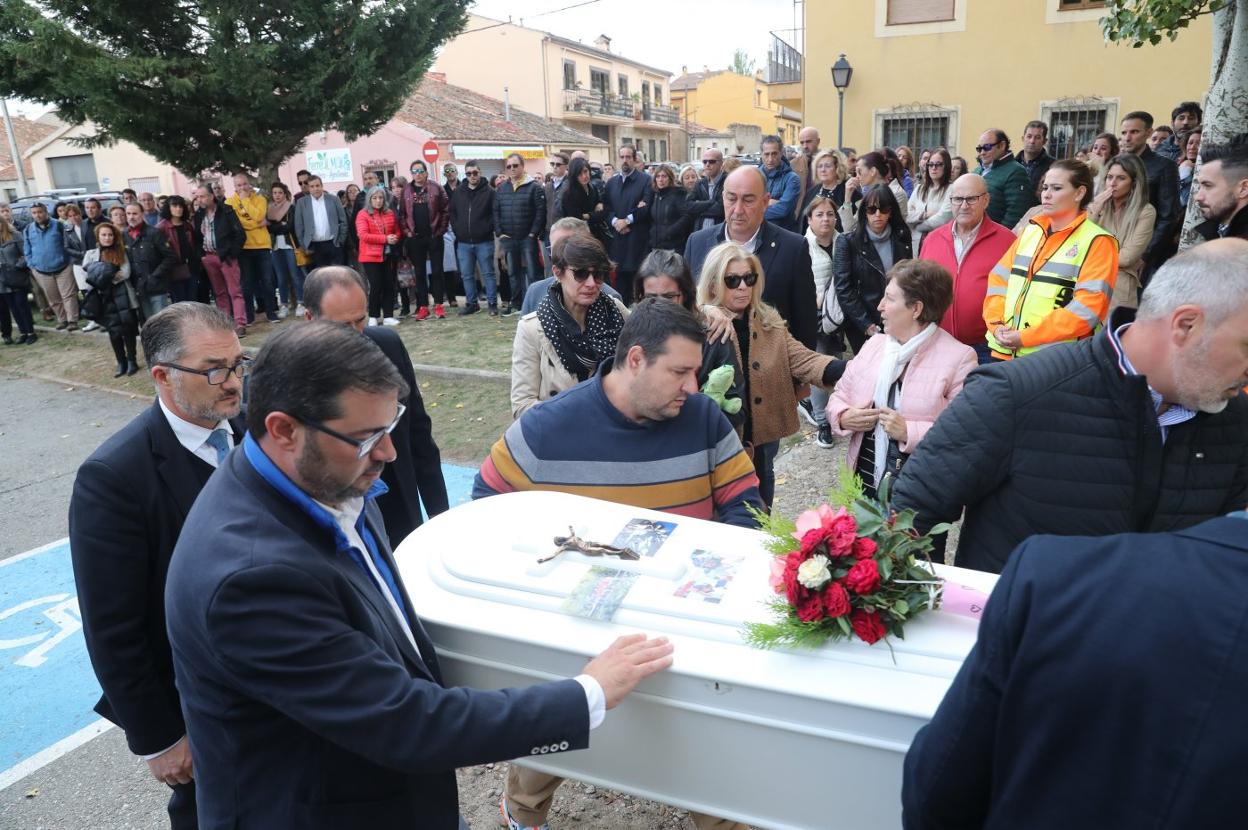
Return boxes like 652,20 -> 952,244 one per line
0,540 -> 105,783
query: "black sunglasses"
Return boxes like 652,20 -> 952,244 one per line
974,142 -> 1002,153
302,403 -> 406,460
864,205 -> 891,215
505,163 -> 521,169
155,359 -> 250,386
466,170 -> 481,176
926,161 -> 945,167
566,267 -> 607,283
723,272 -> 758,289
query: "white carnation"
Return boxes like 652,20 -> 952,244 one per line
796,555 -> 832,590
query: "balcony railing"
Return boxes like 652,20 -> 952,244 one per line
641,102 -> 680,125
563,89 -> 633,119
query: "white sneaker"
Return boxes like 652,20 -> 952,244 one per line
368,317 -> 378,327
277,306 -> 289,319
295,304 -> 307,318
382,317 -> 401,326
81,321 -> 100,332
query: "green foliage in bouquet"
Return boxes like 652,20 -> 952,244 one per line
744,466 -> 951,649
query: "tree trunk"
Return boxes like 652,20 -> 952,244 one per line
1180,0 -> 1248,249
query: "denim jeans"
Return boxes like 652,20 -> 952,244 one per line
168,268 -> 200,304
501,235 -> 540,310
271,248 -> 303,304
141,292 -> 171,320
972,340 -> 995,365
238,249 -> 278,321
308,240 -> 343,269
456,240 -> 498,306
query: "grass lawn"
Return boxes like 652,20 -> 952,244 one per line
0,319 -> 515,464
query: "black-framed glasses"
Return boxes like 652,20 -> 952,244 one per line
466,170 -> 481,176
302,404 -> 406,460
950,194 -> 986,205
864,205 -> 891,215
505,163 -> 521,169
926,161 -> 945,168
723,272 -> 758,289
567,267 -> 607,283
156,359 -> 250,386
551,161 -> 566,168
701,158 -> 721,164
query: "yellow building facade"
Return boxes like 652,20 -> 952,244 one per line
670,70 -> 802,147
803,0 -> 1211,157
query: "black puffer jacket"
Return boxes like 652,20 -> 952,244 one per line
124,223 -> 176,297
492,177 -> 546,238
648,186 -> 692,252
892,310 -> 1248,574
191,200 -> 245,262
449,181 -> 495,244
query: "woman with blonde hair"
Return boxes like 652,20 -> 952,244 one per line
678,164 -> 700,193
800,149 -> 847,233
697,241 -> 844,508
1088,153 -> 1156,310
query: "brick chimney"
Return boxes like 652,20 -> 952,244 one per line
594,34 -> 611,52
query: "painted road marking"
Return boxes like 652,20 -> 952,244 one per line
0,463 -> 480,787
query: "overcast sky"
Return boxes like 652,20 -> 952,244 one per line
6,0 -> 800,119
464,0 -> 800,76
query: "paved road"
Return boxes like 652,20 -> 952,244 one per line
0,374 -> 480,829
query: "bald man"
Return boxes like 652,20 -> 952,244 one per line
792,126 -> 821,212
684,166 -> 817,349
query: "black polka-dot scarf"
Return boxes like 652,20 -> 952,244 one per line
536,282 -> 625,382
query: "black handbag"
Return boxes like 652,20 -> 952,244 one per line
79,288 -> 103,321
0,262 -> 31,291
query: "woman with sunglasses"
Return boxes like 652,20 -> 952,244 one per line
633,249 -> 745,429
907,148 -> 953,253
827,259 -> 975,500
81,222 -> 142,376
840,150 -> 908,235
833,186 -> 912,353
697,241 -> 844,509
510,234 -> 627,418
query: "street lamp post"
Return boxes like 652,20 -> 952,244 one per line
831,54 -> 853,151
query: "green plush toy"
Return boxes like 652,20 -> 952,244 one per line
701,364 -> 741,415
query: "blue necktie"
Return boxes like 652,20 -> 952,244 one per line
204,428 -> 231,465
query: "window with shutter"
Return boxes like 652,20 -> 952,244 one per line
887,0 -> 956,25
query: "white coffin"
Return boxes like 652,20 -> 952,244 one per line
396,491 -> 996,830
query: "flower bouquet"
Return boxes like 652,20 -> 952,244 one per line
744,470 -> 952,650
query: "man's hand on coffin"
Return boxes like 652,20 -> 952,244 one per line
583,634 -> 675,709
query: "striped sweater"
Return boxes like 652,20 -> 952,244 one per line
473,372 -> 762,527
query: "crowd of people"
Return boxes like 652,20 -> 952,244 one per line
49,91 -> 1248,830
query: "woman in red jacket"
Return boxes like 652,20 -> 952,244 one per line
355,186 -> 402,326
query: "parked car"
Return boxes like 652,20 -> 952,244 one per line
9,191 -> 124,228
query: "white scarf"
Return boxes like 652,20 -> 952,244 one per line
871,323 -> 937,489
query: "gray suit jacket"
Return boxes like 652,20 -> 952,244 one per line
294,193 -> 349,249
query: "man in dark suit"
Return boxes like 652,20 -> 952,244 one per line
603,144 -> 653,305
686,149 -> 726,232
69,303 -> 247,829
302,265 -> 448,545
903,513 -> 1248,828
684,166 -> 818,349
165,322 -> 673,828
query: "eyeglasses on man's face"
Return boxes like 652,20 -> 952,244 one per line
156,359 -> 250,386
950,194 -> 986,206
974,141 -> 1002,154
302,403 -> 406,460
505,163 -> 522,170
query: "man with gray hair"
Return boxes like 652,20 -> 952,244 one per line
69,303 -> 246,829
303,265 -> 448,543
894,238 -> 1248,574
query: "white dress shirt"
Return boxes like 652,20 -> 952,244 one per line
310,195 -> 331,241
158,398 -> 234,468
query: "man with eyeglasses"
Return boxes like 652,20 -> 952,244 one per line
917,174 -> 1015,364
449,160 -> 500,315
70,303 -> 246,830
494,152 -> 547,315
165,321 -> 672,829
972,128 -> 1032,230
302,265 -> 448,543
294,169 -> 312,201
398,160 -> 451,320
542,153 -> 569,266
687,148 -> 726,231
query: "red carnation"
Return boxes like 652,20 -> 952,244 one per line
851,610 -> 887,644
822,581 -> 851,618
826,514 -> 858,555
799,528 -> 826,556
845,559 -> 881,594
781,552 -> 804,604
851,537 -> 878,560
796,592 -> 824,623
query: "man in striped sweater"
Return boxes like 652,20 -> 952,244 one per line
474,298 -> 762,528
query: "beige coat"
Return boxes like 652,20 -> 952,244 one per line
509,297 -> 629,419
730,307 -> 837,446
1087,201 -> 1156,310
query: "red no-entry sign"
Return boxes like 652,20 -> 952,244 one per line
422,141 -> 439,165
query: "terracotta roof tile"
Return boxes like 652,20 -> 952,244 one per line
0,116 -> 57,182
397,77 -> 606,146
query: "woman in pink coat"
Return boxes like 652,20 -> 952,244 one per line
826,259 -> 976,498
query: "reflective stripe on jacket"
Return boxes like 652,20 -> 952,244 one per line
983,212 -> 1119,359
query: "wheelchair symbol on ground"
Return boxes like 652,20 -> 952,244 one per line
0,593 -> 83,669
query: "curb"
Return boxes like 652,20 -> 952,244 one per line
8,369 -> 152,403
